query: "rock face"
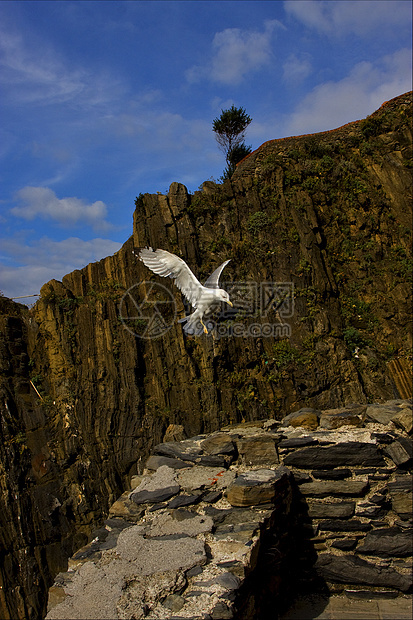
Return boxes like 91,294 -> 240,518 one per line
46,399 -> 412,619
0,92 -> 412,619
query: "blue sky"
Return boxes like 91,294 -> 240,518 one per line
0,0 -> 411,300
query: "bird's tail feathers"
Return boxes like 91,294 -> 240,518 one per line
178,315 -> 205,336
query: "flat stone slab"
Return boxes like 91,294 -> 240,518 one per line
385,437 -> 413,466
130,465 -> 180,504
46,560 -> 124,619
307,501 -> 355,519
148,511 -> 214,538
387,476 -> 413,519
331,538 -> 358,550
391,408 -> 413,434
177,466 -> 236,492
280,593 -> 413,620
46,560 -> 189,619
152,437 -> 232,468
284,442 -> 385,469
236,435 -> 279,466
298,480 -> 369,497
116,525 -> 206,573
200,433 -> 236,456
154,439 -> 203,462
357,527 -> 413,557
366,404 -> 403,425
145,455 -> 192,470
315,553 -> 412,592
278,436 -> 319,449
167,492 -> 204,508
319,409 -> 365,429
355,501 -> 384,518
318,519 -> 372,532
311,468 -> 352,480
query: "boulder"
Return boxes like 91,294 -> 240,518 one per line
162,594 -> 185,612
281,409 -> 319,430
226,467 -> 290,507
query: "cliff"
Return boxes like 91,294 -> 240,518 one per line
0,91 -> 412,619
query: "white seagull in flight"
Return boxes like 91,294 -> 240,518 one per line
136,247 -> 233,335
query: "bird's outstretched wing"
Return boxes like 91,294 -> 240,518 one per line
138,247 -> 203,308
204,260 -> 231,289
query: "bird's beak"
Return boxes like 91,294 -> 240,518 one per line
227,301 -> 233,307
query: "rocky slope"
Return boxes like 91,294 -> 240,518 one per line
0,91 -> 412,619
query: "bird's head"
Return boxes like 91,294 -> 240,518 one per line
219,289 -> 233,307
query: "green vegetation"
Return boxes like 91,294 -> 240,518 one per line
271,340 -> 305,369
209,236 -> 231,253
221,143 -> 253,180
343,326 -> 369,349
247,211 -> 271,236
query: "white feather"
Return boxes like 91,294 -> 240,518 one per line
137,247 -> 232,335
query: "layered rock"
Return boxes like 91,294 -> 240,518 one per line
46,398 -> 412,619
1,92 -> 412,619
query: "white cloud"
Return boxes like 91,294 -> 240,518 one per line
0,26 -> 121,108
11,187 -> 112,233
105,106 -> 213,156
284,0 -> 412,37
286,48 -> 412,135
283,53 -> 313,85
186,20 -> 283,85
0,236 -> 122,299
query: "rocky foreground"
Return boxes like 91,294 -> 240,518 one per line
45,399 -> 412,619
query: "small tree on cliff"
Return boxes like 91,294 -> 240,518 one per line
212,105 -> 252,179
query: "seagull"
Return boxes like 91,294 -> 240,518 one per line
136,247 -> 233,335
